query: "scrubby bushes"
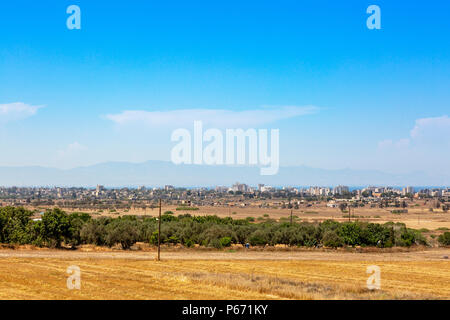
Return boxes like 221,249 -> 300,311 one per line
338,223 -> 362,246
32,208 -> 72,248
80,218 -> 108,246
322,231 -> 343,248
104,217 -> 140,249
0,206 -> 33,244
68,212 -> 91,247
0,207 -> 430,250
438,232 -> 450,246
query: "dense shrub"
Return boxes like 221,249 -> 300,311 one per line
0,206 -> 430,250
338,223 -> 362,246
360,223 -> 391,246
249,229 -> 269,246
0,206 -> 33,244
438,232 -> 450,246
68,212 -> 91,247
184,238 -> 195,247
232,225 -> 254,246
80,217 -> 110,246
104,218 -> 139,249
322,231 -> 343,248
219,236 -> 232,247
176,207 -> 199,211
37,208 -> 72,248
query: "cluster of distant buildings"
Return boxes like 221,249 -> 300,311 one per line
218,183 -> 349,195
222,183 -> 449,198
359,186 -> 450,198
0,184 -> 449,204
0,185 -> 168,202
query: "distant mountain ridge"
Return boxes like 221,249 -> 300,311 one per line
0,160 -> 447,187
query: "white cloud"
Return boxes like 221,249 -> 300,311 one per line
376,115 -> 450,175
106,106 -> 318,128
410,115 -> 450,140
57,142 -> 87,159
379,115 -> 450,150
378,138 -> 410,149
0,102 -> 42,122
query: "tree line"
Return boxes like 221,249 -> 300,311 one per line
0,206 -> 440,250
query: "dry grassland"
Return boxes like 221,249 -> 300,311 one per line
0,248 -> 448,300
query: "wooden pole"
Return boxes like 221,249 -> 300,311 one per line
157,198 -> 161,261
290,209 -> 293,225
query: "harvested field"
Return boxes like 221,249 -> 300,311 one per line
0,248 -> 448,300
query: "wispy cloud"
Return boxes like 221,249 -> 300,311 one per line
378,138 -> 410,149
106,106 -> 318,128
57,142 -> 87,159
0,102 -> 42,123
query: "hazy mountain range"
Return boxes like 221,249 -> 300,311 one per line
0,161 -> 447,188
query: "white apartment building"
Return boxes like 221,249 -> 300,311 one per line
333,185 -> 349,195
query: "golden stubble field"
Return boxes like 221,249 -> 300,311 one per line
0,248 -> 448,300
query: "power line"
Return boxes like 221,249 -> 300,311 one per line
157,198 -> 161,261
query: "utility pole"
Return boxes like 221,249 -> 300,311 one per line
290,209 -> 293,225
157,198 -> 161,261
348,206 -> 351,222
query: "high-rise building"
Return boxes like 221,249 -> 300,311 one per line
231,182 -> 249,192
333,185 -> 349,195
402,186 -> 414,195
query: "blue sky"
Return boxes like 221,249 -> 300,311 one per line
0,0 -> 449,176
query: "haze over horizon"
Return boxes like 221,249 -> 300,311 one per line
0,160 -> 447,188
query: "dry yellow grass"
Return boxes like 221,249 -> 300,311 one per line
0,250 -> 448,300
